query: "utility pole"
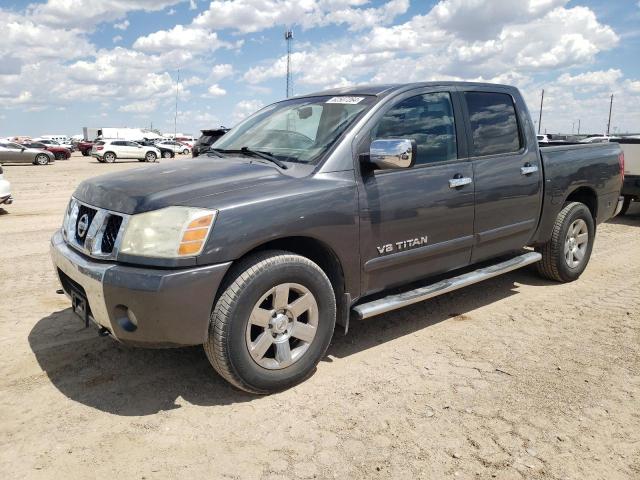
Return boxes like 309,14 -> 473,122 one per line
174,69 -> 180,140
577,119 -> 581,135
606,93 -> 613,136
284,28 -> 293,98
572,121 -> 575,134
537,89 -> 544,135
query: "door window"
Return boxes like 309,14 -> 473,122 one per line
371,92 -> 458,165
464,92 -> 522,156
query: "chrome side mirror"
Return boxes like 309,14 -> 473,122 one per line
368,139 -> 416,169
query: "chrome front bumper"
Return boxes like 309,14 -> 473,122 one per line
50,229 -> 231,347
50,229 -> 114,331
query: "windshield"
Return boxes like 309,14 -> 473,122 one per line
213,95 -> 375,164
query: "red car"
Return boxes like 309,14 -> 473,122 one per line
77,141 -> 94,156
21,141 -> 71,160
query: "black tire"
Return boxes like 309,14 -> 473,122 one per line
103,152 -> 116,163
145,151 -> 157,162
81,150 -> 89,157
536,202 -> 595,282
182,148 -> 190,155
204,250 -> 336,394
619,196 -> 632,216
162,150 -> 172,159
54,152 -> 63,160
34,153 -> 49,165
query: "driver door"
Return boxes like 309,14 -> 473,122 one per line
357,89 -> 475,295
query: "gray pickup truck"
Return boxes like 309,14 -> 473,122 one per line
50,82 -> 624,393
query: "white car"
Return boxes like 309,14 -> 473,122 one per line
91,140 -> 160,163
0,165 -> 12,205
156,140 -> 191,155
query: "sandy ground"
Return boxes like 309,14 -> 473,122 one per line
0,152 -> 638,480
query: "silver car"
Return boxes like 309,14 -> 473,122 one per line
0,142 -> 54,165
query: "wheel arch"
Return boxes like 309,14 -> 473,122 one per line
564,186 -> 598,221
215,236 -> 348,326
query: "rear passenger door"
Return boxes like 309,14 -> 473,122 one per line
357,89 -> 475,295
460,88 -> 542,263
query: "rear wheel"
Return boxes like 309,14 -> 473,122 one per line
145,151 -> 157,162
103,152 -> 116,163
34,153 -> 49,165
182,148 -> 190,155
536,202 -> 595,282
54,152 -> 65,160
204,251 -> 336,394
162,150 -> 172,159
81,150 -> 89,156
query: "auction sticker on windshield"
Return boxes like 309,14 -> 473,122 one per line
326,96 -> 365,104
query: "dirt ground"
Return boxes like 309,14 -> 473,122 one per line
0,153 -> 638,480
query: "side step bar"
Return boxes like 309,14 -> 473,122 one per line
352,251 -> 542,320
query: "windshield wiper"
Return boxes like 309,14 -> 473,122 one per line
239,147 -> 288,169
206,147 -> 288,169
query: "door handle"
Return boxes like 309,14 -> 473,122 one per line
521,163 -> 539,175
449,176 -> 473,188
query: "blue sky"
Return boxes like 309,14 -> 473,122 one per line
1,0 -> 639,137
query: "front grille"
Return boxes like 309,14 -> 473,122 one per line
63,198 -> 130,260
101,215 -> 123,253
75,204 -> 97,244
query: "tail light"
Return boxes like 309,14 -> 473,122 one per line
619,151 -> 625,182
97,146 -> 104,150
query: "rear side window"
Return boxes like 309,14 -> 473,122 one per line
372,92 -> 458,165
464,92 -> 522,156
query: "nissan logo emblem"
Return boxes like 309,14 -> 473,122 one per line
77,214 -> 90,238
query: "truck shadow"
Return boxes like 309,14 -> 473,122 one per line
29,269 -> 547,416
328,268 -> 541,359
607,203 -> 640,225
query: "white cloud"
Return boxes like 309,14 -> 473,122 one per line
557,69 -> 623,87
28,0 -> 184,29
114,19 -> 130,30
133,25 -> 231,53
232,99 -> 264,124
207,84 -> 227,97
209,64 -> 234,81
193,0 -> 408,33
112,35 -> 123,43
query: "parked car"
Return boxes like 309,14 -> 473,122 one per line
192,128 -> 229,157
137,140 -> 175,159
176,136 -> 197,148
33,138 -> 75,152
0,142 -> 54,165
612,138 -> 640,215
21,141 -> 71,160
77,141 -> 94,156
537,134 -> 550,143
0,166 -> 12,205
91,140 -> 160,163
156,140 -> 191,155
50,82 -> 624,394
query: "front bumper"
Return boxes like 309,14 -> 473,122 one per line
50,229 -> 231,347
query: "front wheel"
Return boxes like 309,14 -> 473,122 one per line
182,148 -> 190,155
204,251 -> 336,394
81,150 -> 89,157
34,153 -> 49,165
536,202 -> 595,282
162,150 -> 172,159
103,152 -> 116,163
145,151 -> 157,162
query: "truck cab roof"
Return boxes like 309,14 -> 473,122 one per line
299,81 -> 515,99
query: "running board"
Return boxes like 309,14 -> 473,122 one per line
352,251 -> 542,320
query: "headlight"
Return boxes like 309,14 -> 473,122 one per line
119,207 -> 217,258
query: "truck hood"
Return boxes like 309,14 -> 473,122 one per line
73,157 -> 295,214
